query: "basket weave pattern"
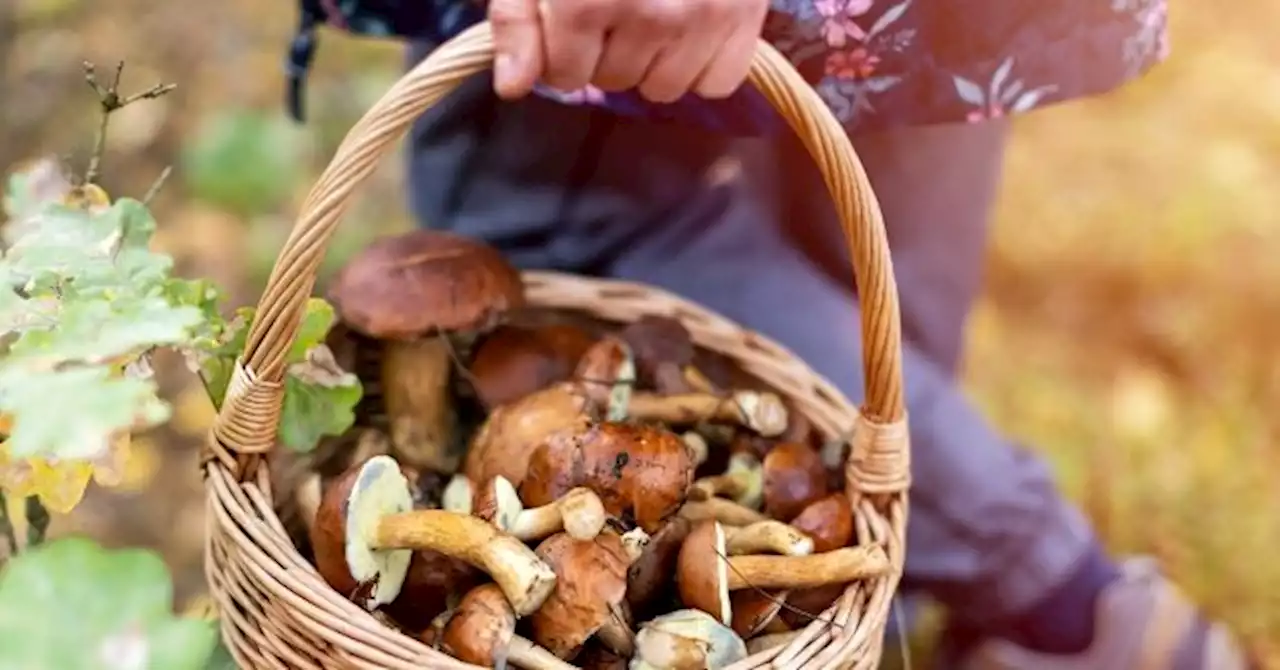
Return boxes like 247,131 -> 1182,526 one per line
204,23 -> 911,670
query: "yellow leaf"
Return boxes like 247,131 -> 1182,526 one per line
27,459 -> 93,514
172,384 -> 217,437
62,183 -> 112,212
89,432 -> 131,488
94,433 -> 160,493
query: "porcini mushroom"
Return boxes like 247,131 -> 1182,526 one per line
327,229 -> 525,474
474,475 -> 607,541
464,381 -> 591,487
310,455 -> 555,615
627,516 -> 691,617
689,451 -> 764,509
761,441 -> 828,521
625,389 -> 788,437
676,520 -> 889,624
441,583 -> 576,670
677,498 -> 768,526
722,520 -> 813,557
530,531 -> 641,658
469,324 -> 596,409
573,335 -> 636,420
521,421 -> 696,534
631,609 -> 747,670
618,315 -> 715,394
382,550 -> 484,631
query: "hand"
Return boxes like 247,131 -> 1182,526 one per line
488,0 -> 769,103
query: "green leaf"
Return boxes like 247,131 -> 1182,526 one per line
0,537 -> 218,670
9,297 -> 202,366
278,357 -> 362,453
290,298 -> 336,363
0,366 -> 169,460
201,640 -> 239,670
180,110 -> 305,216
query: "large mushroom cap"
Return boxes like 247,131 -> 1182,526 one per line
327,230 -> 525,340
676,520 -> 730,623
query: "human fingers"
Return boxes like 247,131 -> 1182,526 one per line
540,0 -> 614,91
637,0 -> 764,103
692,1 -> 768,98
590,0 -> 684,92
490,0 -> 545,98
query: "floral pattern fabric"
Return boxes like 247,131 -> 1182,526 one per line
290,0 -> 1170,135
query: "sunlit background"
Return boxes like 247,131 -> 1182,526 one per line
2,0 -> 1278,665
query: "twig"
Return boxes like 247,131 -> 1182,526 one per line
24,496 -> 50,548
141,165 -> 173,206
82,60 -> 177,186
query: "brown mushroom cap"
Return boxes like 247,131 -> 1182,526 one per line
761,441 -> 828,522
464,382 -> 591,487
675,520 -> 731,623
530,532 -> 634,658
789,493 -> 854,553
326,229 -> 525,340
618,316 -> 696,389
627,516 -> 692,617
381,550 -> 484,631
520,421 -> 696,533
469,324 -> 597,409
441,583 -> 518,666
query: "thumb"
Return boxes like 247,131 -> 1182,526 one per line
489,0 -> 544,99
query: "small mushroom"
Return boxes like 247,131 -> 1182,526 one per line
626,390 -> 788,437
464,382 -> 592,487
521,421 -> 696,534
722,520 -> 813,557
618,316 -> 716,394
676,520 -> 889,624
327,230 -> 525,473
627,516 -> 691,617
573,335 -> 636,420
469,324 -> 597,409
474,475 -> 607,541
761,441 -> 828,521
442,583 -> 576,670
530,531 -> 643,658
689,452 -> 764,509
631,609 -> 747,670
310,455 -> 556,615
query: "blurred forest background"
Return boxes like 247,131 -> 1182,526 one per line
3,0 -> 1279,665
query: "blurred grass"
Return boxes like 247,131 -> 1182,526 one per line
3,0 -> 1280,665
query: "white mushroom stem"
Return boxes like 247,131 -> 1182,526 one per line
678,498 -> 768,526
441,474 -> 472,513
382,336 -> 461,472
680,431 -> 709,466
689,452 -> 763,508
507,636 -> 578,670
481,476 -> 607,541
625,390 -> 788,437
723,521 -> 813,557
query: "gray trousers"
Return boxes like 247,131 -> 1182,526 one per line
405,67 -> 1095,628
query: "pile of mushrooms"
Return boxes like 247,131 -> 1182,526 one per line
292,230 -> 891,669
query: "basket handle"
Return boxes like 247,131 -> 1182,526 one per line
210,21 -> 906,468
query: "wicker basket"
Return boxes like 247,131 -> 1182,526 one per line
203,21 -> 910,670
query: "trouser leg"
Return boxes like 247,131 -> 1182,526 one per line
404,51 -> 1096,627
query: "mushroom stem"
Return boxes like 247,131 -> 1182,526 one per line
678,498 -> 768,526
690,452 -> 763,508
625,390 -> 788,436
682,366 -> 717,394
723,521 -> 813,557
507,636 -> 578,670
296,473 -> 322,532
440,474 -> 472,513
680,431 -> 709,466
382,336 -> 461,472
372,509 -> 556,615
512,487 -> 607,541
723,545 -> 889,591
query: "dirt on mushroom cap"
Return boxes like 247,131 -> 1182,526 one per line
530,532 -> 633,659
326,229 -> 525,341
520,422 -> 695,534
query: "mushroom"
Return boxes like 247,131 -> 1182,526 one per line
680,431 -> 709,467
440,473 -> 473,513
722,520 -> 813,557
530,531 -> 643,658
627,516 -> 691,617
382,550 -> 484,632
310,455 -> 555,615
625,390 -> 788,437
675,520 -> 889,624
574,642 -> 629,670
327,229 -> 525,474
631,609 -> 747,670
441,583 -> 576,670
521,421 -> 696,534
689,451 -> 764,509
618,315 -> 716,394
677,498 -> 768,526
573,335 -> 636,420
474,475 -> 607,541
761,441 -> 828,521
464,382 -> 592,487
469,324 -> 597,409
729,493 -> 854,636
